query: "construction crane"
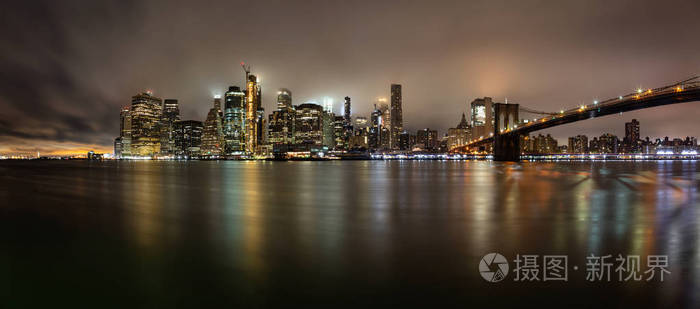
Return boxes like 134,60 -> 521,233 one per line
240,61 -> 250,83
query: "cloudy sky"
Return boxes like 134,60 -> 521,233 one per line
1,0 -> 699,155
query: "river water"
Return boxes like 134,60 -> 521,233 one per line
1,160 -> 698,308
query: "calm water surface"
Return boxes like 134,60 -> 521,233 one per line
1,160 -> 699,308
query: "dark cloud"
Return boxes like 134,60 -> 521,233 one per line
1,0 -> 700,154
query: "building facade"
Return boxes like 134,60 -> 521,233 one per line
390,84 -> 403,149
130,92 -> 163,157
223,86 -> 245,155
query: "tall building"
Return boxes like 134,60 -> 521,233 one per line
160,99 -> 180,156
470,97 -> 494,139
447,113 -> 471,150
533,134 -> 558,154
115,105 -> 132,157
201,96 -> 224,157
369,106 -> 383,150
268,89 -> 295,146
277,88 -> 292,111
245,74 -> 261,154
223,86 -> 246,154
294,103 -> 324,148
624,119 -> 640,153
390,84 -> 403,149
174,120 -> 203,157
598,133 -> 619,154
567,135 -> 588,153
416,128 -> 438,151
130,92 -> 163,157
333,115 -> 346,150
343,96 -> 351,124
322,109 -> 335,149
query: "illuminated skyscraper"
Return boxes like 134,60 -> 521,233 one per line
174,120 -> 203,157
369,105 -> 383,149
223,86 -> 245,154
470,97 -> 494,139
201,96 -> 224,157
390,84 -> 403,149
294,103 -> 324,147
447,113 -> 470,149
160,99 -> 180,156
245,74 -> 261,154
130,92 -> 163,156
268,89 -> 294,146
116,105 -> 132,157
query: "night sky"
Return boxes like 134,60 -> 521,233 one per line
1,0 -> 699,155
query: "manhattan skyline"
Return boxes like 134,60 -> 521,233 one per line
1,0 -> 700,156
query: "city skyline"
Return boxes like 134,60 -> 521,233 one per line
2,0 -> 700,155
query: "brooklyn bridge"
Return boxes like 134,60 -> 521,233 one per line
452,76 -> 700,161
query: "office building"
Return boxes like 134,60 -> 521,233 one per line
390,84 -> 403,149
130,92 -> 163,156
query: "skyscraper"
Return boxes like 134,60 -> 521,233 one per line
201,96 -> 224,157
223,86 -> 245,154
470,97 -> 494,139
174,120 -> 203,157
390,84 -> 403,149
245,74 -> 261,154
624,119 -> 640,153
369,105 -> 383,150
343,96 -> 351,124
130,92 -> 163,156
269,89 -> 295,146
277,88 -> 292,112
117,105 -> 132,157
294,103 -> 324,147
160,99 -> 180,156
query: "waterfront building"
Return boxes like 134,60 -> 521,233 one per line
174,120 -> 203,157
399,131 -> 410,150
447,113 -> 470,150
201,97 -> 224,157
268,88 -> 295,147
223,86 -> 246,155
322,109 -> 335,149
390,84 -> 403,149
598,133 -> 619,154
116,105 -> 132,157
470,97 -> 494,140
567,135 -> 588,154
533,134 -> 558,154
245,74 -> 262,154
416,128 -> 438,151
333,116 -> 346,150
369,106 -> 382,149
623,119 -> 641,153
160,99 -> 180,156
130,92 -> 163,156
294,103 -> 324,147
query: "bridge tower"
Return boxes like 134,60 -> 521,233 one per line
493,103 -> 520,161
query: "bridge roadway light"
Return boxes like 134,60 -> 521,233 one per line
618,96 -> 622,100
637,88 -> 643,94
594,100 -> 598,105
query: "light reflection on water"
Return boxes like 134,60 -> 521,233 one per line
0,160 -> 699,307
